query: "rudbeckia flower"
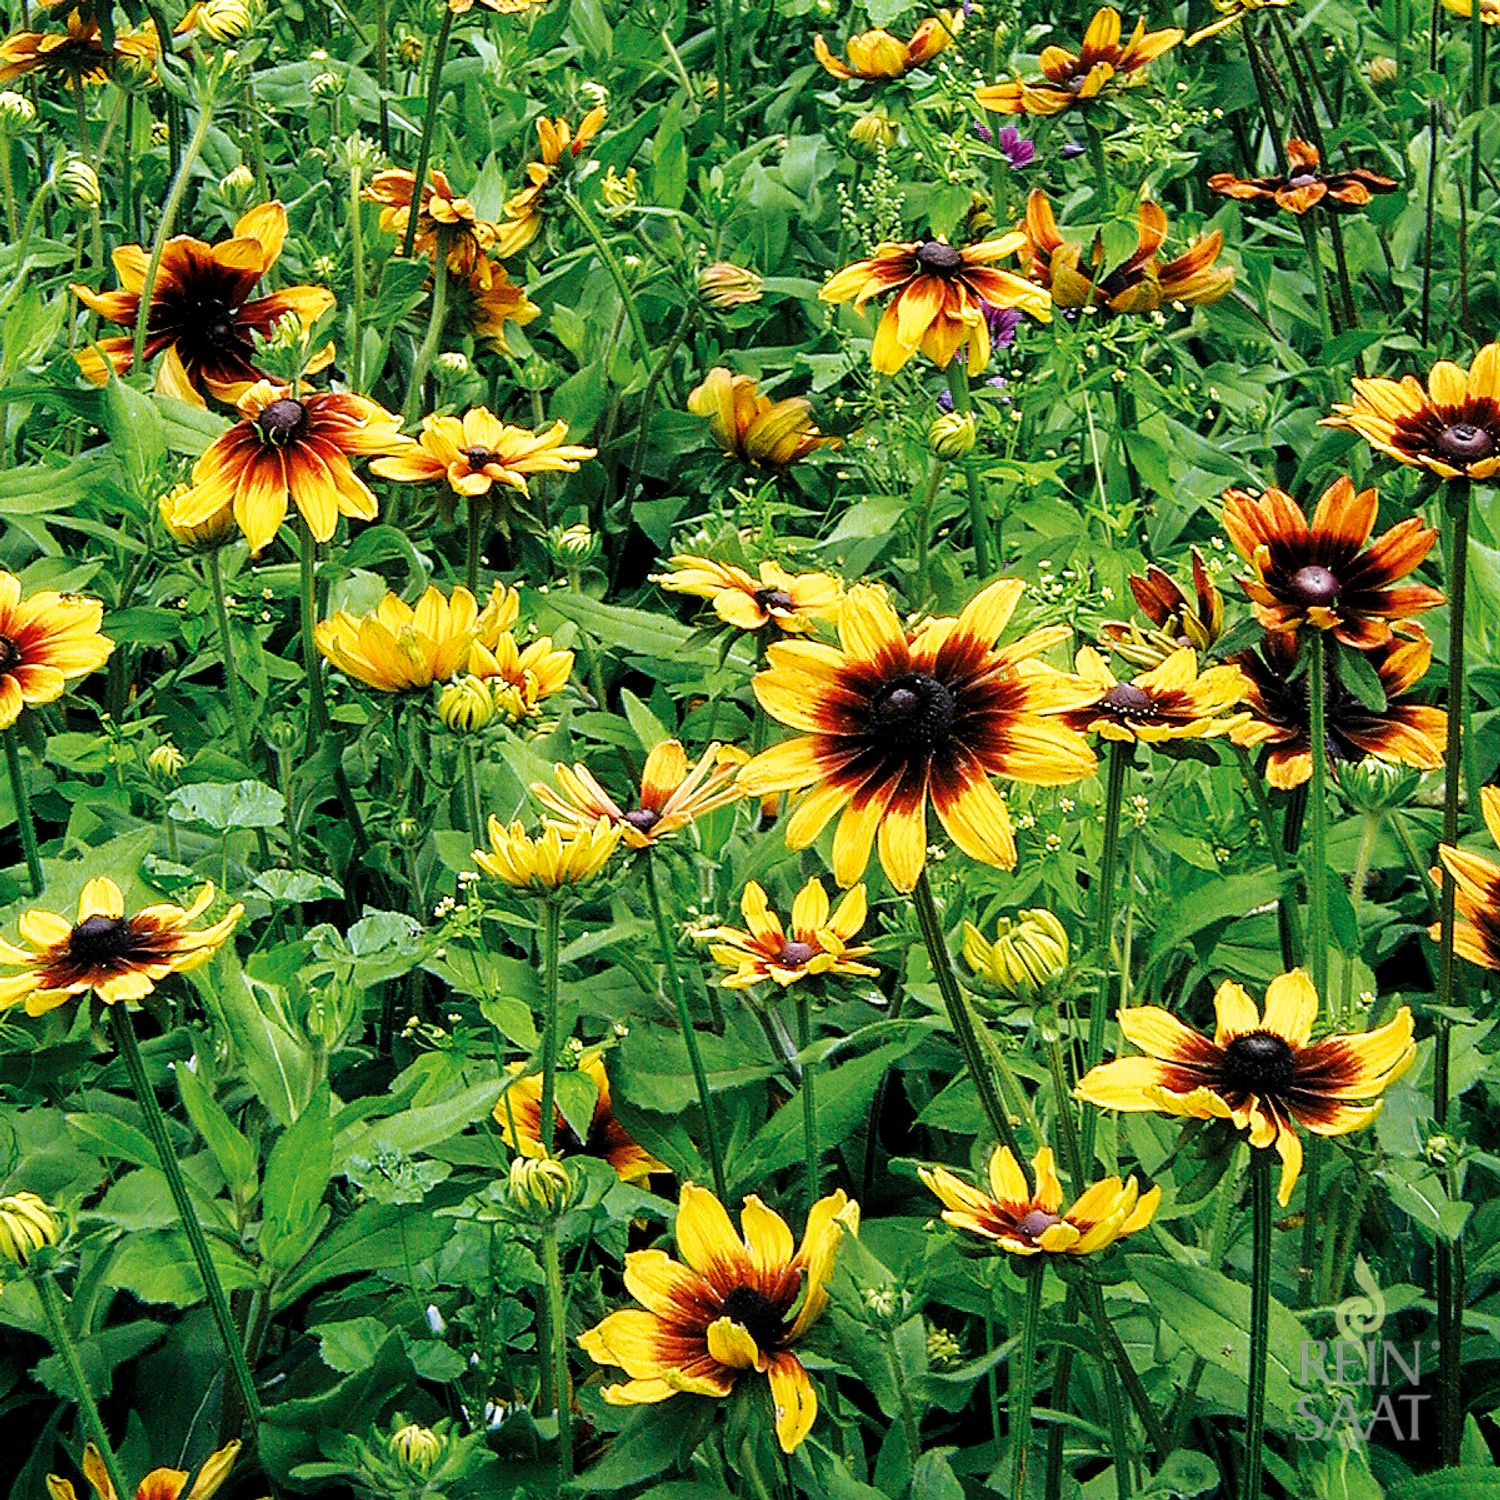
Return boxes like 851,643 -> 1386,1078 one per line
1208,138 -> 1399,215
1100,548 -> 1225,667
371,409 -> 595,498
72,202 -> 334,406
1433,786 -> 1500,971
465,262 -> 541,354
975,6 -> 1181,116
171,381 -> 409,555
1014,189 -> 1233,313
696,878 -> 877,988
315,584 -> 497,694
0,9 -> 157,85
494,1048 -> 665,1183
449,0 -> 551,12
533,740 -> 742,850
474,817 -> 621,892
687,368 -> 841,468
921,1144 -> 1159,1254
1076,971 -> 1415,1205
47,1441 -> 241,1500
821,236 -> 1051,375
1440,0 -> 1499,25
737,580 -> 1097,892
493,107 -> 607,258
1222,477 -> 1444,648
0,572 -> 113,728
1230,627 -> 1445,789
1062,646 -> 1249,742
0,1190 -> 59,1266
1321,344 -> 1500,482
365,168 -> 500,282
0,877 -> 242,1017
577,1182 -> 859,1453
654,555 -> 843,635
477,631 -> 574,726
813,11 -> 959,80
1185,0 -> 1291,45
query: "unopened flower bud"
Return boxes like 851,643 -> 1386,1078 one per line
393,816 -> 423,848
219,163 -> 255,199
1364,55 -> 1397,85
0,1192 -> 60,1267
599,164 -> 638,214
265,716 -> 299,753
1341,759 -> 1420,813
111,51 -> 157,91
436,350 -> 471,379
926,1326 -> 963,1367
509,1155 -> 573,1218
1425,1133 -> 1459,1170
397,32 -> 423,65
928,410 -> 976,460
697,261 -> 763,310
0,91 -> 35,131
548,522 -> 599,568
151,120 -> 170,147
849,107 -> 898,151
147,743 -> 185,784
194,0 -> 255,40
309,70 -> 342,99
962,908 -> 1070,1000
309,253 -> 337,280
159,482 -> 235,552
389,1422 -> 443,1472
53,157 -> 100,212
437,675 -> 494,733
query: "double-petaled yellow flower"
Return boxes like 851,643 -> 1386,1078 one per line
474,817 -> 620,892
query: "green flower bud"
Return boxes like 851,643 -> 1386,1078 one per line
509,1155 -> 573,1219
389,1421 -> 443,1472
849,107 -> 898,151
1340,759 -> 1420,814
219,163 -> 255,200
928,410 -> 977,460
548,522 -> 600,569
0,1192 -> 60,1267
697,261 -> 763,310
146,742 -> 185,785
53,157 -> 101,212
962,908 -> 1070,1000
0,91 -> 35,131
437,675 -> 494,734
195,0 -> 256,41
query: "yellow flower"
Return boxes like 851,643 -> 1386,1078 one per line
687,368 -> 840,468
1076,971 -> 1415,1205
371,408 -> 595,498
315,585 -> 494,694
962,908 -> 1069,998
159,482 -> 235,552
654,554 -> 843,635
0,1191 -> 60,1266
47,1442 -> 241,1500
475,630 -> 573,725
473,817 -> 621,892
1431,785 -> 1500,972
696,878 -> 877,988
814,12 -> 960,80
578,1182 -> 859,1453
465,262 -> 541,354
0,571 -> 113,729
365,168 -> 499,281
1186,0 -> 1291,45
0,878 -> 242,1017
533,740 -> 741,850
0,10 -> 158,87
1062,646 -> 1250,742
493,107 -> 607,258
921,1144 -> 1159,1255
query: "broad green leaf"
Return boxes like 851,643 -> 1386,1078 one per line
174,1060 -> 258,1196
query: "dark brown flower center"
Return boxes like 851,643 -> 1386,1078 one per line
68,914 -> 133,965
1016,1208 -> 1061,1239
623,808 -> 661,833
1287,173 -> 1320,188
719,1285 -> 789,1352
257,398 -> 307,445
915,240 -> 964,274
463,447 -> 495,468
1435,422 -> 1495,461
776,940 -> 818,967
870,672 -> 957,753
1219,1030 -> 1296,1096
756,588 -> 796,613
1289,566 -> 1339,606
0,634 -> 20,674
1099,683 -> 1154,716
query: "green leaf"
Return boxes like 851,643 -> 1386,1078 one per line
253,869 -> 345,903
104,1229 -> 263,1307
334,1078 -> 502,1170
1386,1474 -> 1500,1500
175,1060 -> 258,1196
100,373 -> 165,502
1333,641 -> 1388,712
167,780 -> 286,831
259,1083 -> 334,1270
1144,868 -> 1294,972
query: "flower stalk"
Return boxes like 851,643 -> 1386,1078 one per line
540,1226 -> 572,1481
401,7 -> 453,259
943,363 -> 992,577
796,989 -> 820,1205
1243,1147 -> 1273,1500
537,897 -> 563,1155
1011,1262 -> 1045,1499
4,726 -> 43,894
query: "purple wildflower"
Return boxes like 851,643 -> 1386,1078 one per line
1061,139 -> 1087,159
997,126 -> 1036,169
972,120 -> 994,144
936,388 -> 956,413
985,304 -> 1023,349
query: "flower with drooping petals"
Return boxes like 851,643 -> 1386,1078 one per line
1209,138 -> 1398,215
696,878 -> 877,988
813,12 -> 959,80
687,368 -> 840,468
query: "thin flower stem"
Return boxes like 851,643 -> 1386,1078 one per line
4,725 -> 43,894
132,75 -> 216,376
884,1322 -> 921,1454
540,1225 -> 572,1480
402,249 -> 449,425
1078,1281 -> 1136,1499
1306,633 -> 1332,994
562,189 -> 651,369
402,6 -> 453,259
348,159 -> 367,392
913,455 -> 943,607
1081,740 -> 1129,1169
110,1006 -> 262,1430
1243,1148 -> 1273,1500
1011,1264 -> 1045,1500
1341,811 -> 1381,1018
1436,479 -> 1470,1466
1234,744 -> 1306,967
710,0 -> 728,135
643,850 -> 728,1199
1420,0 -> 1442,349
206,551 -> 256,772
1042,1018 -> 1084,1188
537,897 -> 562,1154
912,870 -> 1033,1192
1082,1277 -> 1168,1458
460,739 -> 483,848
943,363 -> 992,578
297,517 -> 331,743
795,990 -> 820,1206
466,502 -> 483,593
34,1273 -> 133,1500
373,0 -> 390,153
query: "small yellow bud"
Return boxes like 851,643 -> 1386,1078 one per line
962,909 -> 1070,1000
159,482 -> 235,553
0,1192 -> 60,1268
53,158 -> 101,212
195,0 -> 256,42
927,410 -> 977,460
219,163 -> 255,199
437,675 -> 494,734
1364,55 -> 1397,85
849,108 -> 899,151
0,90 -> 36,130
146,743 -> 186,785
397,32 -> 424,65
697,261 -> 763,310
389,1422 -> 443,1472
509,1155 -> 574,1218
600,165 -> 639,214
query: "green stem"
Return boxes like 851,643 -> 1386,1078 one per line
4,725 -> 42,894
710,0 -> 728,133
206,551 -> 255,771
1082,1278 -> 1168,1459
373,0 -> 390,154
1341,811 -> 1380,1019
1081,740 -> 1129,1169
643,850 -> 728,1198
110,1006 -> 262,1430
466,501 -> 483,594
537,898 -> 562,1154
1243,1149 -> 1272,1500
402,247 -> 449,425
1306,631 -> 1331,997
912,870 -> 1032,1192
34,1273 -> 133,1500
563,189 -> 652,370
298,517 -> 331,744
1234,744 -> 1305,966
1012,1265 -> 1045,1500
1085,121 -> 1111,213
349,159 -> 366,392
460,738 -> 483,846
132,76 -> 216,377
401,7 -> 453,259
796,990 -> 819,1206
540,1225 -> 572,1480
944,363 -> 992,578
913,455 -> 943,608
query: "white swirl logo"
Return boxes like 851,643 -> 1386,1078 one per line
1333,1256 -> 1386,1343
